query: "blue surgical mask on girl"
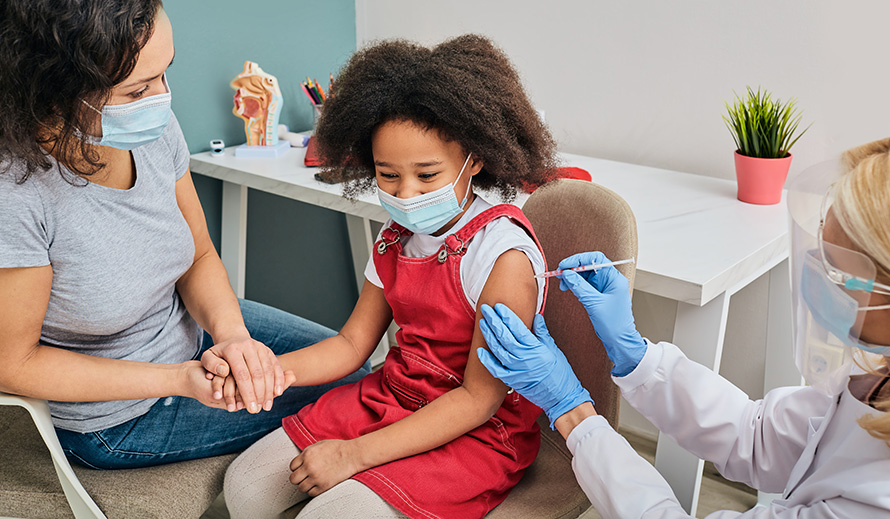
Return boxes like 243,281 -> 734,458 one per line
80,76 -> 172,150
377,153 -> 473,235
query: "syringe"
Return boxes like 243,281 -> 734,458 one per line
534,258 -> 635,279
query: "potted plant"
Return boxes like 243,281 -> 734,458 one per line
723,87 -> 810,204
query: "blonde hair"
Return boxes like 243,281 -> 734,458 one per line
834,137 -> 890,443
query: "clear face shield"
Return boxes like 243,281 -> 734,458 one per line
788,160 -> 890,394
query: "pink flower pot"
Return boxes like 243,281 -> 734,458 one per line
734,151 -> 792,205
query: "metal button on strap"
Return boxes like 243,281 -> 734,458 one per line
377,229 -> 402,254
437,235 -> 466,263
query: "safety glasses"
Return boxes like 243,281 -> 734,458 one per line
817,186 -> 890,298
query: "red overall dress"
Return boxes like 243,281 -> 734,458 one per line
283,204 -> 546,518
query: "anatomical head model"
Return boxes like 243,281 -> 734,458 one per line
231,61 -> 282,146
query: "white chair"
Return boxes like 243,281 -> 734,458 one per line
0,392 -> 104,518
0,391 -> 235,518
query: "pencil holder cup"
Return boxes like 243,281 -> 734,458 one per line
312,104 -> 323,131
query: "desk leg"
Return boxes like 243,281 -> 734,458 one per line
345,215 -> 376,294
221,181 -> 248,298
345,215 -> 391,367
759,258 -> 797,506
763,259 -> 798,391
654,291 -> 730,516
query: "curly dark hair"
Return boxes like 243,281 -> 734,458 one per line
315,34 -> 559,200
0,0 -> 163,182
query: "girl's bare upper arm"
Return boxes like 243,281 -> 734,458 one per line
462,248 -> 538,411
0,266 -> 52,384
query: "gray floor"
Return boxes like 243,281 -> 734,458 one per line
202,427 -> 757,519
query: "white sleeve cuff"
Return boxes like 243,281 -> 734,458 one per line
612,338 -> 663,392
566,415 -> 611,457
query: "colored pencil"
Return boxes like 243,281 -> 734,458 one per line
315,78 -> 326,102
300,82 -> 318,104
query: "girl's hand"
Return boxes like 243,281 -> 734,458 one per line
212,373 -> 243,412
289,439 -> 365,496
209,370 -> 297,412
200,335 -> 286,414
181,361 -> 229,410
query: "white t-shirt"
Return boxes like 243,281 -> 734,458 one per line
364,196 -> 546,312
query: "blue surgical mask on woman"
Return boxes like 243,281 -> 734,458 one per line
80,76 -> 172,150
801,250 -> 890,355
377,153 -> 473,234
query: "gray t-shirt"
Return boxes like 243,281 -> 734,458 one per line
0,113 -> 201,433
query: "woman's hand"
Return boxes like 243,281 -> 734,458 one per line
200,335 -> 286,413
478,304 -> 593,429
289,439 -> 365,496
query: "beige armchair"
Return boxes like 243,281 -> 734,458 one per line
487,178 -> 638,518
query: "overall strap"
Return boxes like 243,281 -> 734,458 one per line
376,222 -> 411,256
457,205 -> 533,241
441,205 -> 540,259
437,204 -> 549,312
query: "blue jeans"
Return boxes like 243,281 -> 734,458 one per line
56,299 -> 369,469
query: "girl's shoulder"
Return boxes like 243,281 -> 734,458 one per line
460,203 -> 535,241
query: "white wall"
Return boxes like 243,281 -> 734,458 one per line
357,0 -> 890,179
356,0 -> 890,436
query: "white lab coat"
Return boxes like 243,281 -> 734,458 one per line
568,341 -> 890,518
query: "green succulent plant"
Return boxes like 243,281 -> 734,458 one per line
723,87 -> 810,159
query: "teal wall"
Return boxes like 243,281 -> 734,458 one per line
164,1 -> 359,330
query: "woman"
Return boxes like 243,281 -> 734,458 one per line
0,0 -> 367,469
478,138 -> 890,517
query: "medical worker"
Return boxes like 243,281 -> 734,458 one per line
477,138 -> 890,518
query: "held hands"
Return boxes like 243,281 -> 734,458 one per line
200,334 -> 287,413
181,361 -> 232,410
558,251 -> 647,377
207,369 -> 298,412
290,439 -> 365,497
477,304 -> 592,429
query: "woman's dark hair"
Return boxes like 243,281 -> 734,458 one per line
0,0 -> 163,181
315,34 -> 559,200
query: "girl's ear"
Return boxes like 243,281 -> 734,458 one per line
468,154 -> 484,177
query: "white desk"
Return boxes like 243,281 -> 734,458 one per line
189,146 -> 799,515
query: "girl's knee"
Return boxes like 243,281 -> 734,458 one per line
224,428 -> 303,519
297,480 -> 406,519
223,455 -> 260,519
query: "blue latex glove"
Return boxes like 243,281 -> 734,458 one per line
558,251 -> 648,377
477,303 -> 593,429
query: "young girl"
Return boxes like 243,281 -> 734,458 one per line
223,34 -> 560,519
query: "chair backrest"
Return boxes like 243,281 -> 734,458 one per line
523,179 -> 638,428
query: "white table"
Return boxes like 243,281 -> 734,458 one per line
189,146 -> 799,515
